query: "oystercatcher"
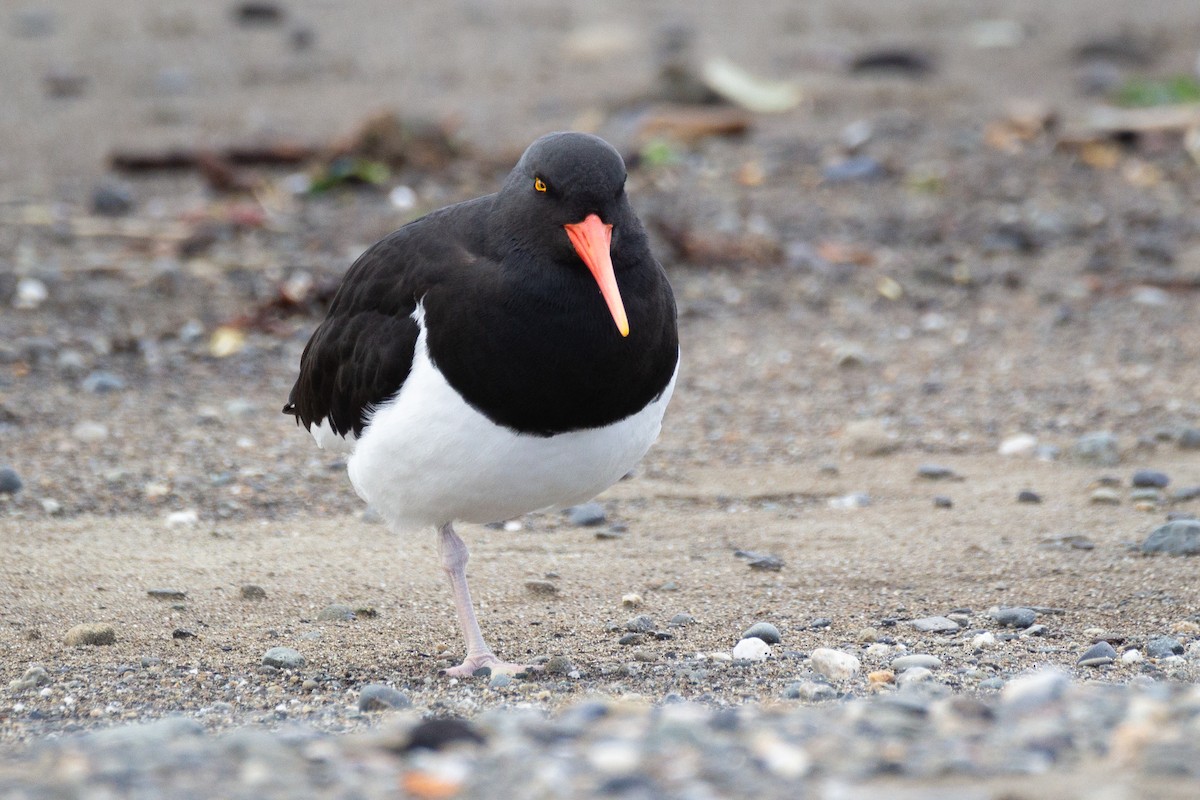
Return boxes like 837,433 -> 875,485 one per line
283,132 -> 679,676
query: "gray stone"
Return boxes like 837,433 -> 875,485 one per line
91,182 -> 135,216
891,654 -> 943,672
917,463 -> 958,480
317,603 -> 355,621
488,673 -> 513,689
81,370 -> 126,393
668,613 -> 695,628
990,607 -> 1038,628
64,623 -> 116,646
544,655 -> 574,675
742,622 -> 782,645
1141,520 -> 1200,556
1178,428 -> 1200,450
262,646 -> 305,669
1017,489 -> 1042,504
565,502 -> 606,526
524,580 -> 559,595
625,615 -> 655,633
617,633 -> 644,646
933,495 -> 953,508
357,684 -> 411,711
1132,469 -> 1170,488
146,588 -> 187,600
0,467 -> 22,495
909,616 -> 960,633
1171,486 -> 1200,502
822,155 -> 886,183
1145,636 -> 1184,659
1077,641 -> 1118,667
785,680 -> 837,701
240,584 -> 267,600
747,555 -> 784,571
1074,431 -> 1120,465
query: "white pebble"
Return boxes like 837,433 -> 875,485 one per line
972,631 -> 997,649
166,509 -> 199,528
828,492 -> 871,510
388,185 -> 417,210
752,732 -> 811,779
896,666 -> 934,686
998,433 -> 1037,457
40,498 -> 62,515
621,593 -> 643,608
503,520 -> 523,532
1121,649 -> 1143,664
732,637 -> 771,662
864,643 -> 891,660
709,651 -> 733,662
14,277 -> 48,309
71,421 -> 109,442
809,647 -> 860,681
587,741 -> 640,774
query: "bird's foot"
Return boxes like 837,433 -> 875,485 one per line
440,653 -> 538,679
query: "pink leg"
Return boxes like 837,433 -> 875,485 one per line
437,523 -> 532,678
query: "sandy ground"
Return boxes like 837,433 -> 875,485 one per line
2,0 -> 1200,794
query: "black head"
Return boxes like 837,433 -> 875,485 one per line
493,132 -> 635,335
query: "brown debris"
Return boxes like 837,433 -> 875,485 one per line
632,104 -> 753,145
333,112 -> 461,171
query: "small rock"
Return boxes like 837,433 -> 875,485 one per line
240,584 -> 267,600
917,463 -> 958,480
171,628 -> 195,640
317,603 -> 355,621
565,502 -> 606,526
1141,520 -> 1200,556
742,622 -> 782,644
809,647 -> 860,681
488,673 -> 513,689
65,623 -> 116,646
972,631 -> 997,649
998,433 -> 1038,457
14,278 -> 48,310
624,615 -> 655,633
1090,487 -> 1121,505
891,654 -> 943,672
933,495 -> 953,509
525,580 -> 559,596
1145,636 -> 1184,659
909,616 -> 960,633
1040,533 -> 1095,550
146,589 -> 187,600
71,421 -> 109,443
809,617 -> 832,630
91,182 -> 135,216
9,665 -> 51,691
668,613 -> 695,628
357,684 -> 411,711
1178,428 -> 1200,450
895,666 -> 934,686
842,418 -> 899,456
1078,641 -> 1118,667
822,155 -> 886,183
165,510 -> 199,528
1074,431 -> 1120,466
868,670 -> 894,685
621,593 -> 643,608
544,655 -> 574,675
828,492 -> 871,509
785,681 -> 837,701
617,633 -> 644,646
0,467 -> 22,495
746,554 -> 784,571
732,637 -> 771,662
1017,489 -> 1042,504
262,647 -> 305,669
1131,469 -> 1169,489
81,371 -> 126,394
234,2 -> 285,26
1001,669 -> 1069,709
989,607 -> 1038,628
1121,649 -> 1143,664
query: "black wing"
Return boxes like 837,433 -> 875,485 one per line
283,197 -> 494,438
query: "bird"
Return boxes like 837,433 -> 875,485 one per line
283,132 -> 679,677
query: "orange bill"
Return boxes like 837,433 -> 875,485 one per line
564,213 -> 629,337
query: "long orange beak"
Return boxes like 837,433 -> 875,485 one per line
564,213 -> 629,337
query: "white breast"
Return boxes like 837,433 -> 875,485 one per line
338,311 -> 676,532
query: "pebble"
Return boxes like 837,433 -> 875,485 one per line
828,492 -> 871,510
998,433 -> 1038,457
1077,641 -> 1118,667
1016,489 -> 1042,504
1145,636 -> 1183,659
1121,649 -> 1143,664
891,654 -> 942,672
357,684 -> 411,711
14,278 -> 48,309
746,554 -> 784,571
933,495 -> 953,508
624,615 -> 655,633
1141,519 -> 1200,556
146,589 -> 187,600
910,616 -> 960,633
488,673 -> 513,689
64,623 -> 116,646
917,463 -> 958,480
1178,428 -> 1200,450
895,666 -> 934,686
240,584 -> 267,600
71,421 -> 109,443
621,593 -> 642,608
668,613 -> 695,628
565,502 -> 606,526
261,647 -> 305,669
317,604 -> 355,621
81,370 -> 126,393
1074,431 -> 1120,465
742,622 -> 782,644
524,580 -> 559,596
91,181 -> 135,216
842,418 -> 898,456
809,647 -> 860,681
989,607 -> 1037,628
785,680 -> 837,701
732,637 -> 771,662
1090,487 -> 1121,505
1131,469 -> 1169,488
822,155 -> 886,183
9,665 -> 51,691
544,655 -> 575,675
0,466 -> 22,494
972,631 -> 997,649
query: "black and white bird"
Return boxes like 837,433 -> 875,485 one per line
284,132 -> 679,676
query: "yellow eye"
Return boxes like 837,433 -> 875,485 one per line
534,177 -> 547,193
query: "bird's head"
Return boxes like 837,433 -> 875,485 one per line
497,132 -> 632,337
